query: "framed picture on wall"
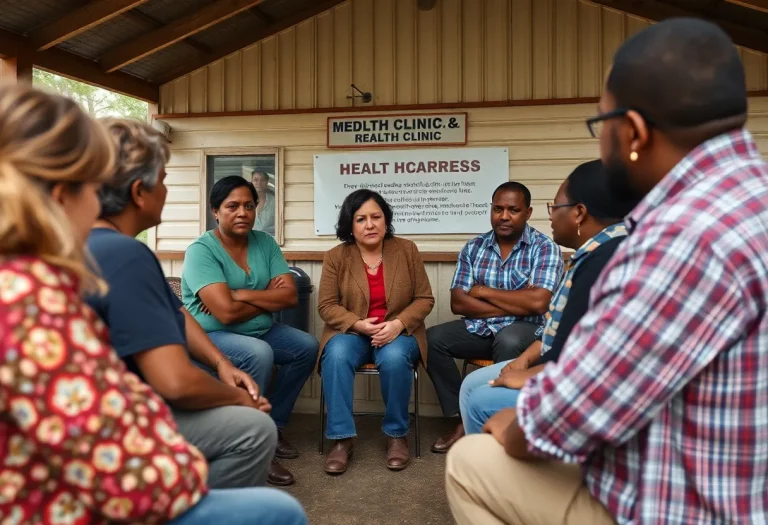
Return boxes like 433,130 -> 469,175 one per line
201,147 -> 284,245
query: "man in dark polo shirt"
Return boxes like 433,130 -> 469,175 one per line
85,118 -> 281,488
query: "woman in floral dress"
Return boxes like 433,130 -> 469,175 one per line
0,84 -> 306,524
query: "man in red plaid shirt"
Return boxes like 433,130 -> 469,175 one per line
446,18 -> 768,525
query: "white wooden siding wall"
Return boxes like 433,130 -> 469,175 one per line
158,0 -> 768,114
158,103 -> 596,252
157,100 -> 768,254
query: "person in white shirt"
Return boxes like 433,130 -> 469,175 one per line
252,170 -> 276,236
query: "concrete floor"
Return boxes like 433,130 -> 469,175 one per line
279,413 -> 457,525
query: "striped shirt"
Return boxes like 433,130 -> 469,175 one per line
539,223 -> 627,357
517,129 -> 768,524
451,224 -> 563,336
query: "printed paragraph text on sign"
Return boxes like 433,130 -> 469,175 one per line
314,148 -> 509,235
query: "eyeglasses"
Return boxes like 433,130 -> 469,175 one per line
586,108 -> 629,138
547,202 -> 577,217
586,107 -> 655,138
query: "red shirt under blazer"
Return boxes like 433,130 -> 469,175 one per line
317,236 -> 435,365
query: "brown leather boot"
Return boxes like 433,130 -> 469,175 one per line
386,437 -> 410,471
267,458 -> 295,486
275,430 -> 299,459
431,422 -> 465,453
325,438 -> 353,475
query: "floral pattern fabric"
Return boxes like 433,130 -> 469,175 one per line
0,258 -> 208,524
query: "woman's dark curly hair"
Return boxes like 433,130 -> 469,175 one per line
335,189 -> 395,243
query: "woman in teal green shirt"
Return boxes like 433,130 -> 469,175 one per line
182,176 -> 319,487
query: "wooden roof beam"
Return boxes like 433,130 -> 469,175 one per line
590,0 -> 768,53
725,0 -> 768,13
0,28 -> 158,102
122,9 -> 213,56
100,0 -> 268,73
156,0 -> 347,84
29,0 -> 150,51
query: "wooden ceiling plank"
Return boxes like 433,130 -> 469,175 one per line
29,0 -> 151,51
590,0 -> 768,54
724,0 -> 768,14
0,27 -> 158,102
155,0 -> 347,84
122,9 -> 213,55
100,0 -> 268,73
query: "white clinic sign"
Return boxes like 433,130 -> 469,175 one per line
313,147 -> 509,235
327,113 -> 467,148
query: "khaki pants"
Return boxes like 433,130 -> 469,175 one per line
445,434 -> 617,525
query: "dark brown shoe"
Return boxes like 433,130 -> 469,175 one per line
431,422 -> 465,453
324,439 -> 353,475
275,430 -> 299,459
267,459 -> 295,486
386,437 -> 410,471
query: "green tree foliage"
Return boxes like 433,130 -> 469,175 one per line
33,70 -> 151,244
33,69 -> 148,121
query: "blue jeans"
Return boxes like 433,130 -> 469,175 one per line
170,487 -> 307,525
208,324 -> 319,428
459,360 -> 521,435
321,333 -> 420,439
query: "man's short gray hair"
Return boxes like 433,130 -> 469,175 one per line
98,118 -> 170,217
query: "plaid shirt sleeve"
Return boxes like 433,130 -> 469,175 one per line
528,238 -> 563,293
516,223 -> 751,462
450,242 -> 475,292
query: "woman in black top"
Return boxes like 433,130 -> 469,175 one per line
459,160 -> 638,434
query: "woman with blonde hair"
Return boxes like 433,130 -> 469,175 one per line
0,82 -> 306,524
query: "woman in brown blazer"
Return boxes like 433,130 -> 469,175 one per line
318,189 -> 434,475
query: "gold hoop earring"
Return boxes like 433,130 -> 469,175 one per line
577,224 -> 581,237
629,151 -> 639,162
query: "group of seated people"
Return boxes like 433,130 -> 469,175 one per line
2,17 -> 768,525
0,84 -> 307,523
0,80 -> 627,521
313,160 -> 638,475
80,112 -> 640,480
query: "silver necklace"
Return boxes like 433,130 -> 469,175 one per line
362,253 -> 383,271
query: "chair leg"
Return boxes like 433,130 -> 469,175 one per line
461,359 -> 469,379
318,375 -> 325,455
414,366 -> 420,458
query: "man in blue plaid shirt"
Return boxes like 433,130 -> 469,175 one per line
427,181 -> 563,453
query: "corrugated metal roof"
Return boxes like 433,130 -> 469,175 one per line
122,42 -> 200,81
260,0 -> 316,21
0,0 -> 81,34
191,12 -> 263,49
1,0 -> 766,95
58,15 -> 147,60
138,0 -> 215,24
665,0 -> 768,32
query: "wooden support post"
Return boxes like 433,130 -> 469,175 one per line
146,102 -> 159,251
0,53 -> 33,84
